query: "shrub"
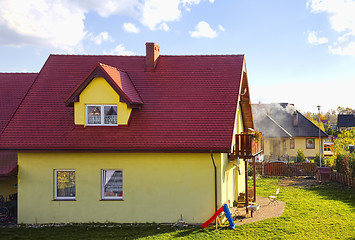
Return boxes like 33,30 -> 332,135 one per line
335,153 -> 355,175
296,149 -> 306,163
314,153 -> 325,167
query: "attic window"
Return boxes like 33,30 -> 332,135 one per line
86,105 -> 118,126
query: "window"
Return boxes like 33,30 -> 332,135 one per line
55,170 -> 75,200
290,138 -> 295,149
102,170 -> 123,200
306,138 -> 315,149
86,105 -> 118,126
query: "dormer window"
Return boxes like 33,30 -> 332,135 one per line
86,105 -> 118,126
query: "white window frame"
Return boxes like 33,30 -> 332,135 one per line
54,169 -> 76,200
102,169 -> 123,200
86,105 -> 118,126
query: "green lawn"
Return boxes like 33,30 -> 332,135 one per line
2,177 -> 354,240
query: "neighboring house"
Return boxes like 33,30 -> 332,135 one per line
253,103 -> 328,162
0,43 -> 260,224
0,73 -> 37,199
337,114 -> 355,131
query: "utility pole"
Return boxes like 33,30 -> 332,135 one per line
317,105 -> 322,167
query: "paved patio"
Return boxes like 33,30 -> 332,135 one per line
231,196 -> 285,226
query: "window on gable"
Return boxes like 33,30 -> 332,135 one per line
102,170 -> 123,200
87,105 -> 118,126
55,170 -> 76,200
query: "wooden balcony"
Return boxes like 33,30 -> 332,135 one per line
229,133 -> 263,159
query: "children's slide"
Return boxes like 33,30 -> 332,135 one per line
200,206 -> 224,229
201,204 -> 235,229
223,204 -> 235,229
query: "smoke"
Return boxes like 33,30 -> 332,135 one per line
252,103 -> 297,139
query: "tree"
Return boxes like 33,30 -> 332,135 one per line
324,124 -> 334,136
296,149 -> 306,163
333,129 -> 355,158
314,153 -> 325,167
336,106 -> 354,115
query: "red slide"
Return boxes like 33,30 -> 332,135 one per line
200,206 -> 224,228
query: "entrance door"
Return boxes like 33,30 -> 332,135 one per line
272,140 -> 280,160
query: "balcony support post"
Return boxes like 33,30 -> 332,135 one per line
253,156 -> 256,202
245,159 -> 249,214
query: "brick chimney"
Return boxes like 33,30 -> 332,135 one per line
145,42 -> 160,71
293,111 -> 298,127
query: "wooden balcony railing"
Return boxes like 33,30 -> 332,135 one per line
230,133 -> 262,159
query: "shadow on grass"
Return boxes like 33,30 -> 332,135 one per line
305,181 -> 355,210
1,223 -> 211,240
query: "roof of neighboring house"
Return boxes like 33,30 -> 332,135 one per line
337,114 -> 355,128
0,54 -> 251,152
0,73 -> 37,134
0,151 -> 18,177
252,103 -> 328,138
0,73 -> 37,176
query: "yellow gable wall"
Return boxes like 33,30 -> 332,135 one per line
263,137 -> 324,159
74,77 -> 132,125
236,103 -> 244,134
219,103 -> 245,208
18,152 -> 219,224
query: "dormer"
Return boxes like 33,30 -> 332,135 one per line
65,63 -> 143,126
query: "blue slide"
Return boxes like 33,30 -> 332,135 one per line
223,204 -> 235,229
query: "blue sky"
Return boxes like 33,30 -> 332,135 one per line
0,0 -> 354,113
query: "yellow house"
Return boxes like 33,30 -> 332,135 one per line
253,103 -> 328,162
0,43 -> 259,224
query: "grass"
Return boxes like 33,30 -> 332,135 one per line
1,177 -> 354,239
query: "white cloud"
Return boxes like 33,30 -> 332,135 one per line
141,0 -> 181,30
103,44 -> 135,55
158,23 -> 170,31
307,31 -> 328,45
0,0 -> 206,51
190,21 -> 217,38
0,0 -> 86,51
140,0 -> 202,30
218,25 -> 225,32
71,0 -> 141,18
329,32 -> 355,55
307,0 -> 355,56
89,32 -> 113,45
123,22 -> 140,34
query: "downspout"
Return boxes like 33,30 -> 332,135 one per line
210,151 -> 218,213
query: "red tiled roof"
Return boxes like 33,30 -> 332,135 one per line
0,151 -> 17,177
0,73 -> 36,176
0,73 -> 37,133
0,54 -> 245,152
65,62 -> 143,107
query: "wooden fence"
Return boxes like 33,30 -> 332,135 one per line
330,172 -> 355,188
252,162 -> 317,177
251,162 -> 354,188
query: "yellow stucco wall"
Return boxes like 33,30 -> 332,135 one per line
264,137 -> 324,159
18,152 -> 223,224
0,177 -> 17,199
74,77 -> 132,125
